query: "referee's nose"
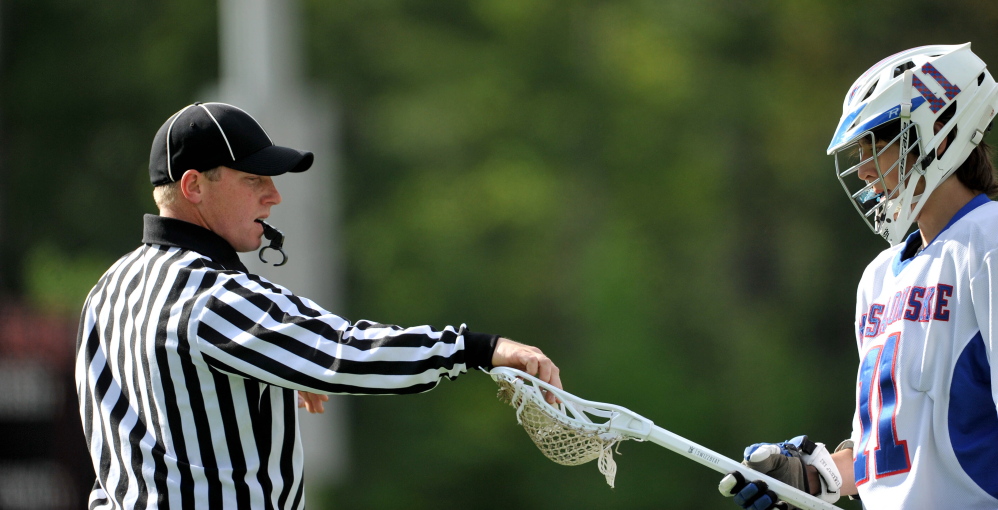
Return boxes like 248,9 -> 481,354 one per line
264,177 -> 282,206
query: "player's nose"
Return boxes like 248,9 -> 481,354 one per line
856,158 -> 880,186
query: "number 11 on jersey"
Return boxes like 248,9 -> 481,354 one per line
855,332 -> 912,485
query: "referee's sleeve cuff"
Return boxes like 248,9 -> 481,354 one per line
463,330 -> 499,370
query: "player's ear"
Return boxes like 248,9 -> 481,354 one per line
179,169 -> 205,204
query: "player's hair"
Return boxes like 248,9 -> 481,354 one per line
152,167 -> 222,209
957,140 -> 998,197
871,113 -> 998,197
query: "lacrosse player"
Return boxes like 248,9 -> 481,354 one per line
720,43 -> 998,509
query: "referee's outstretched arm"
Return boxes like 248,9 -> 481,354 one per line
76,103 -> 561,510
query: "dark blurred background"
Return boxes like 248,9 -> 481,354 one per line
2,1 -> 998,508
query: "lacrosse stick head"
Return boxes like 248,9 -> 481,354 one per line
490,367 -> 635,487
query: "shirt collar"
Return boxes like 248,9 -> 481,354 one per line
937,192 -> 991,234
893,193 -> 991,275
141,214 -> 247,271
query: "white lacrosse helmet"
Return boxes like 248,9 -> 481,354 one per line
828,43 -> 998,245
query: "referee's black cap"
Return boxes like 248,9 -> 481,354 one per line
149,102 -> 314,186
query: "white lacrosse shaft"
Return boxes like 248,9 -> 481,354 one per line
490,367 -> 842,510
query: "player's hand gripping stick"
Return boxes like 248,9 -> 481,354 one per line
256,219 -> 288,266
719,436 -> 842,510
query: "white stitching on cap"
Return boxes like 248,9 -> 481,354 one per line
165,104 -> 195,182
198,104 -> 236,161
207,102 -> 274,144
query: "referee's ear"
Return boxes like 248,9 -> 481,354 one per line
179,169 -> 206,205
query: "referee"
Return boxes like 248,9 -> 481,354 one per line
76,102 -> 562,509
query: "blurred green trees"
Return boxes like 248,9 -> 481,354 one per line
5,0 -> 998,508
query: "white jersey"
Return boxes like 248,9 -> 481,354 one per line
851,194 -> 998,509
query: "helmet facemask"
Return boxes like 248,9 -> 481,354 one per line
827,43 -> 998,246
834,121 -> 926,243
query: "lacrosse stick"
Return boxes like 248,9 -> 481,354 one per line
490,367 -> 842,510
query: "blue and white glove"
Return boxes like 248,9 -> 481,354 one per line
718,435 -> 842,510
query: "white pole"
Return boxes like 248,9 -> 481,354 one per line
217,0 -> 347,487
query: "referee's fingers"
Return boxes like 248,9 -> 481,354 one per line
298,391 -> 328,414
545,363 -> 562,391
540,362 -> 562,404
492,338 -> 562,398
535,357 -> 561,387
523,356 -> 539,379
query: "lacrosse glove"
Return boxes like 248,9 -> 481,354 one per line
718,435 -> 842,510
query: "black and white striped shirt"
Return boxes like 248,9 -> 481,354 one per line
76,215 -> 497,509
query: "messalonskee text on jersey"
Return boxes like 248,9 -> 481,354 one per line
860,283 -> 954,340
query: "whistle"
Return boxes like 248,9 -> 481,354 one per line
256,219 -> 288,266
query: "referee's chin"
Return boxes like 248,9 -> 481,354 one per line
226,234 -> 263,253
239,238 -> 264,253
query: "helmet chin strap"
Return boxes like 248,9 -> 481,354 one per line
882,94 -> 930,245
884,167 -> 931,245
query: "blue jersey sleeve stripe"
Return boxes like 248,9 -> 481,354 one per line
948,332 -> 998,499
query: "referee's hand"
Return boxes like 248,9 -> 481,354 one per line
492,337 -> 562,403
298,391 -> 329,414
